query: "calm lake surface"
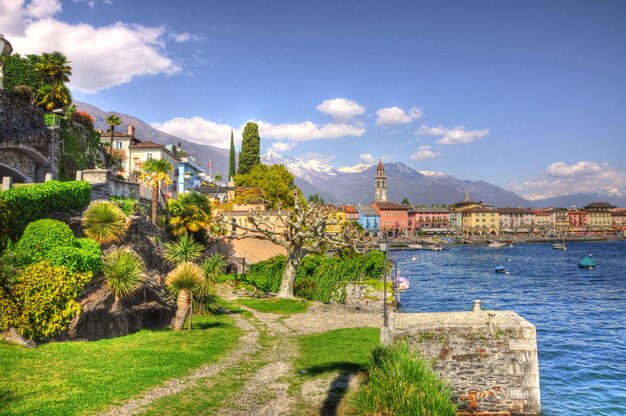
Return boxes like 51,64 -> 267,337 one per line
391,240 -> 626,416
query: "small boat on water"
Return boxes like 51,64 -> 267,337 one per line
396,277 -> 410,291
553,243 -> 567,250
578,256 -> 597,269
430,245 -> 443,251
488,242 -> 506,248
407,244 -> 423,250
495,265 -> 509,274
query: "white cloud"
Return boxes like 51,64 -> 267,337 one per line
256,120 -> 365,142
415,124 -> 490,145
169,32 -> 202,43
411,145 -> 440,161
316,98 -> 365,122
151,117 -> 236,148
5,1 -> 181,93
546,161 -> 601,177
301,152 -> 336,164
510,161 -> 626,199
360,153 -> 375,164
268,142 -> 297,152
376,106 -> 423,126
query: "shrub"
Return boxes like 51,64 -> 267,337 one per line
11,261 -> 92,339
194,254 -> 227,314
71,110 -> 95,129
16,219 -> 75,255
46,245 -> 102,275
351,341 -> 457,416
164,234 -> 204,265
109,196 -> 138,216
0,181 -> 91,241
102,249 -> 144,300
82,200 -> 129,244
10,84 -> 33,102
0,288 -> 19,331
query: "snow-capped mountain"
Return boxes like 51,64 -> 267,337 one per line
418,170 -> 448,178
261,151 -> 338,183
337,164 -> 371,173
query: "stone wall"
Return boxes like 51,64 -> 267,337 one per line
392,309 -> 540,415
77,169 -> 140,200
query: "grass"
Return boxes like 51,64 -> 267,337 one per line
0,314 -> 241,416
236,297 -> 310,315
294,327 -> 380,377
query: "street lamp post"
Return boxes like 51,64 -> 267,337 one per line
0,34 -> 14,91
378,238 -> 390,328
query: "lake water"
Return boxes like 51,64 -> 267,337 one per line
391,240 -> 626,416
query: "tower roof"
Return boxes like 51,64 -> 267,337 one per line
376,159 -> 384,172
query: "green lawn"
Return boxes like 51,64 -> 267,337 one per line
294,327 -> 380,377
236,297 -> 310,314
0,314 -> 242,416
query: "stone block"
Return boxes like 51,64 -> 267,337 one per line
2,176 -> 12,191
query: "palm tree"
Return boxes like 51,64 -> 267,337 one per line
36,83 -> 72,112
141,158 -> 173,224
166,262 -> 204,330
105,114 -> 122,168
195,253 -> 228,313
82,201 -> 129,244
34,51 -> 72,112
167,192 -> 211,236
164,233 -> 204,265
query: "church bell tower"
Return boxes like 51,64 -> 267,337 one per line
374,159 -> 387,202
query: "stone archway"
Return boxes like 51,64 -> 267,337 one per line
0,161 -> 30,183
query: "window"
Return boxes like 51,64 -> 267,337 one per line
115,141 -> 123,150
147,153 -> 153,160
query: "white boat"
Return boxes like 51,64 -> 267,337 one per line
397,277 -> 410,291
488,242 -> 506,248
408,244 -> 423,249
552,243 -> 567,250
430,245 -> 443,251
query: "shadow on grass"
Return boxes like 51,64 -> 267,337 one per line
299,362 -> 365,416
191,321 -> 230,330
300,362 -> 364,377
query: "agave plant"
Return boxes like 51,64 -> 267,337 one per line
166,262 -> 204,330
102,249 -> 144,301
82,201 -> 129,244
194,253 -> 228,314
163,233 -> 204,265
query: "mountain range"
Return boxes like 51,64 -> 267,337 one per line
76,102 -> 623,208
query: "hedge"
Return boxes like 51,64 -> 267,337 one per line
0,180 -> 91,247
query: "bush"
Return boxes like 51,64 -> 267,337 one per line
82,200 -> 129,244
46,245 -> 102,275
352,342 -> 457,416
10,84 -> 33,102
10,261 -> 92,339
109,196 -> 138,216
102,249 -> 144,300
16,219 -> 75,255
0,181 -> 91,242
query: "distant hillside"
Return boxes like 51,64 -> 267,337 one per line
529,191 -> 626,208
75,101 -> 229,176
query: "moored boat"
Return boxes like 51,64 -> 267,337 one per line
488,242 -> 506,248
397,277 -> 410,290
495,265 -> 509,274
578,256 -> 596,269
552,243 -> 567,250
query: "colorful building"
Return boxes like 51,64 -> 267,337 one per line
357,205 -> 380,235
177,154 -> 205,194
341,205 -> 360,222
373,201 -> 409,236
584,202 -> 615,230
408,207 -> 450,235
462,207 -> 500,235
497,207 -> 536,230
567,210 -> 589,230
325,205 -> 347,234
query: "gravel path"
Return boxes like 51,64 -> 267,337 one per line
96,313 -> 260,416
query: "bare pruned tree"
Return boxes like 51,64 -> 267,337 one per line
211,192 -> 365,298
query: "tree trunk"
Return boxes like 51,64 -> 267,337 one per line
277,247 -> 306,299
151,185 -> 158,224
173,289 -> 191,330
108,126 -> 115,168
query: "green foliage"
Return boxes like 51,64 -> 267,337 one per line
0,288 -> 19,332
244,250 -> 384,303
191,253 -> 227,314
237,121 -> 260,175
10,84 -> 34,102
36,83 -> 72,112
401,197 -> 410,205
237,297 -> 310,315
0,180 -> 91,242
16,219 -> 75,254
167,191 -> 211,236
166,262 -> 204,296
0,199 -> 11,250
109,196 -> 138,216
3,53 -> 46,92
58,116 -> 102,180
164,234 -> 204,265
45,245 -> 102,275
234,163 -> 298,209
351,341 -> 457,416
10,261 -> 91,339
82,200 -> 129,244
102,249 -> 145,300
307,194 -> 325,204
229,129 -> 236,179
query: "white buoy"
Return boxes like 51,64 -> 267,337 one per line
412,257 -> 416,261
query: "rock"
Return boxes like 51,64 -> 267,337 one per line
0,327 -> 37,348
66,274 -> 175,340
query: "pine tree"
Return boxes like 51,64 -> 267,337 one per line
228,129 -> 236,180
237,122 -> 260,175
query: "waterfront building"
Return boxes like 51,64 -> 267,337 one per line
583,202 -> 615,231
357,205 -> 380,235
462,207 -> 500,236
341,205 -> 359,221
325,205 -> 347,234
374,159 -> 387,202
449,190 -> 483,211
611,210 -> 626,233
497,207 -> 536,232
448,211 -> 463,232
534,210 -> 554,227
567,210 -> 589,232
408,207 -> 450,235
373,201 -> 409,236
551,208 -> 570,231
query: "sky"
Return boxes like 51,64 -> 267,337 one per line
3,0 -> 626,199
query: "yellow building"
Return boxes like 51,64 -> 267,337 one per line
586,210 -> 612,229
462,207 -> 500,236
325,206 -> 347,234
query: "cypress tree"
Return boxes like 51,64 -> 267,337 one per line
237,122 -> 260,175
228,129 -> 236,180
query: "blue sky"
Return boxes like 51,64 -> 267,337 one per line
3,0 -> 626,198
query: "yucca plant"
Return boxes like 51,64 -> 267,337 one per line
82,200 -> 129,244
102,249 -> 144,301
163,233 -> 204,265
166,262 -> 203,330
194,253 -> 228,314
351,341 -> 457,416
